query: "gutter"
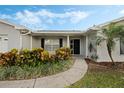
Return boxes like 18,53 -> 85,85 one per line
21,31 -> 32,35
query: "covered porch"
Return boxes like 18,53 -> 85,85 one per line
30,31 -> 86,57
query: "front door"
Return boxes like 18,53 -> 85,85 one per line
70,39 -> 80,54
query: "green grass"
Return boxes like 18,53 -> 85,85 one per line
0,60 -> 73,80
69,65 -> 124,88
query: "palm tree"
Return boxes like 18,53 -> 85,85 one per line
97,23 -> 124,65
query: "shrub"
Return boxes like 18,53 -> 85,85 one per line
49,54 -> 56,62
31,48 -> 44,60
0,48 -> 73,80
18,48 -> 32,65
0,47 -> 72,66
0,59 -> 6,66
11,48 -> 18,54
40,50 -> 50,62
55,47 -> 71,60
0,50 -> 18,66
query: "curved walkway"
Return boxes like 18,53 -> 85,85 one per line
0,57 -> 88,88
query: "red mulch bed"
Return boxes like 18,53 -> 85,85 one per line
85,58 -> 124,70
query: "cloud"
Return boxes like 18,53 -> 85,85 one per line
0,9 -> 89,30
66,11 -> 88,23
14,10 -> 44,30
119,9 -> 124,14
0,14 -> 12,19
15,10 -> 41,25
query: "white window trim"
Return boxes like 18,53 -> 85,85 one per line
120,38 -> 124,55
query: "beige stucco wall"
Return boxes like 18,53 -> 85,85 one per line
32,36 -> 41,48
0,22 -> 20,51
96,20 -> 124,62
22,35 -> 31,49
97,30 -> 124,62
87,31 -> 97,58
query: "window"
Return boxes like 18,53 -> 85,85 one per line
120,38 -> 124,54
0,35 -> 8,52
44,39 -> 59,51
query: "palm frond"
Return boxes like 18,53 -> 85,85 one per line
96,36 -> 106,45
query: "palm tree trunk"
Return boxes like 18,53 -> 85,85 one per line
107,44 -> 115,65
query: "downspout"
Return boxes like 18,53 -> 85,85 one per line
20,35 -> 22,50
20,30 -> 32,50
22,31 -> 32,50
30,35 -> 32,50
15,25 -> 32,50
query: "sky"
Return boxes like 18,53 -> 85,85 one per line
1,5 -> 124,31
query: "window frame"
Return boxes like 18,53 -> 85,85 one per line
120,37 -> 124,54
44,39 -> 59,51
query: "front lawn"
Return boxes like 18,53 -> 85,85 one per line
69,63 -> 124,88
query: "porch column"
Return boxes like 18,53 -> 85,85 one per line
30,35 -> 32,50
86,36 -> 88,57
20,35 -> 22,49
67,35 -> 70,48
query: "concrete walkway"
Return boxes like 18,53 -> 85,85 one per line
0,57 -> 88,88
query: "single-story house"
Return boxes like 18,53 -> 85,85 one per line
0,17 -> 124,62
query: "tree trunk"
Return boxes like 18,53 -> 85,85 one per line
107,44 -> 115,65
